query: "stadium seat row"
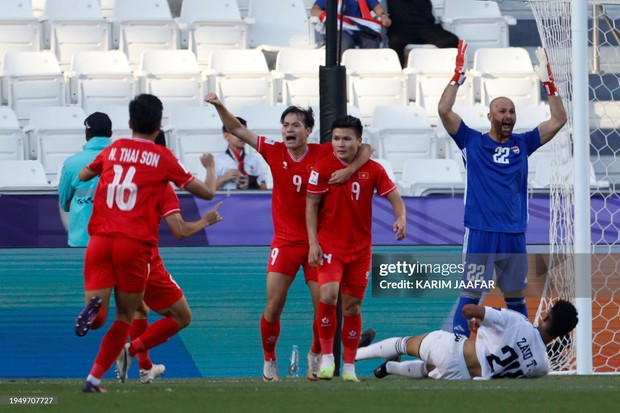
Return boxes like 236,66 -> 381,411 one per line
0,46 -> 546,128
0,102 -> 564,189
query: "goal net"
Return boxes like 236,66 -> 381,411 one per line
527,0 -> 620,373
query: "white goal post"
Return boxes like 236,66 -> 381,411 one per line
527,0 -> 620,374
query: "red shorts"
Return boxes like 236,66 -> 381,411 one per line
84,235 -> 151,293
143,254 -> 184,311
318,247 -> 371,299
267,243 -> 317,283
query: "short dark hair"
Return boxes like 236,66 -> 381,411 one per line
280,106 -> 314,129
129,94 -> 163,135
222,117 -> 247,133
331,115 -> 363,138
154,130 -> 166,147
548,300 -> 578,338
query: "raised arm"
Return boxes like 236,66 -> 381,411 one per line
199,152 -> 218,193
306,193 -> 323,267
204,93 -> 259,149
164,202 -> 222,240
386,190 -> 406,240
329,143 -> 374,184
533,47 -> 568,145
438,40 -> 468,135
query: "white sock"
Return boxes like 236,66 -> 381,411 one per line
386,360 -> 428,379
342,363 -> 356,377
86,375 -> 101,386
355,337 -> 410,360
320,353 -> 335,369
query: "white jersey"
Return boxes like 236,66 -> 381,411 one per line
215,149 -> 267,190
476,307 -> 550,379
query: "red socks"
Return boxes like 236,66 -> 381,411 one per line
342,314 -> 361,364
317,302 -> 337,355
129,317 -> 178,356
130,318 -> 152,370
311,317 -> 321,354
89,320 -> 130,379
260,315 -> 280,361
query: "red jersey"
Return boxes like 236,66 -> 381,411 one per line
257,136 -> 332,246
87,137 -> 194,246
308,154 -> 397,254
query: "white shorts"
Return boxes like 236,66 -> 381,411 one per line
419,330 -> 472,380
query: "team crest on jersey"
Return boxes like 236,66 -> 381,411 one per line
359,171 -> 369,179
282,161 -> 288,169
511,146 -> 520,154
309,170 -> 319,185
264,138 -> 276,145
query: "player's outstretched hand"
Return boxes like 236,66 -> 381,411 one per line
534,47 -> 558,96
204,93 -> 222,107
450,40 -> 468,86
203,201 -> 223,227
455,39 -> 468,73
393,217 -> 406,240
534,47 -> 553,83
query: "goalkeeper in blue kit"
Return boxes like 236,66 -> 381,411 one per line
438,40 -> 568,337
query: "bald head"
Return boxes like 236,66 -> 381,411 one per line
489,97 -> 515,112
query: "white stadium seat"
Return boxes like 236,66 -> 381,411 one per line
0,107 -> 25,160
23,106 -> 86,182
0,160 -> 49,188
239,104 -> 289,143
368,105 -> 437,181
112,0 -> 178,69
472,47 -> 540,106
41,0 -> 109,70
441,0 -> 516,66
0,0 -> 41,60
166,105 -> 228,177
342,48 -> 408,125
99,105 -> 131,141
2,51 -> 65,125
68,51 -> 135,115
247,0 -> 317,51
406,47 -> 473,124
179,0 -> 249,69
399,158 -> 464,196
207,49 -> 274,114
139,50 -> 204,109
273,48 -> 325,107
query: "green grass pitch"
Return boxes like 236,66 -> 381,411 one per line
2,375 -> 620,413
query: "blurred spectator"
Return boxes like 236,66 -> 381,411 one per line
311,0 -> 391,54
386,0 -> 459,66
57,112 -> 112,247
213,117 -> 267,190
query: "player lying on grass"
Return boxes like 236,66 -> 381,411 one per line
356,300 -> 577,379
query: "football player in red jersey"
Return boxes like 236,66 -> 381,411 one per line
77,94 -> 218,393
205,93 -> 373,381
306,115 -> 407,382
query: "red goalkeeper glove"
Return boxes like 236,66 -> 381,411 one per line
450,40 -> 468,86
535,47 -> 558,96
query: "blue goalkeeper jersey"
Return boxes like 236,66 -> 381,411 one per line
450,121 -> 541,233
